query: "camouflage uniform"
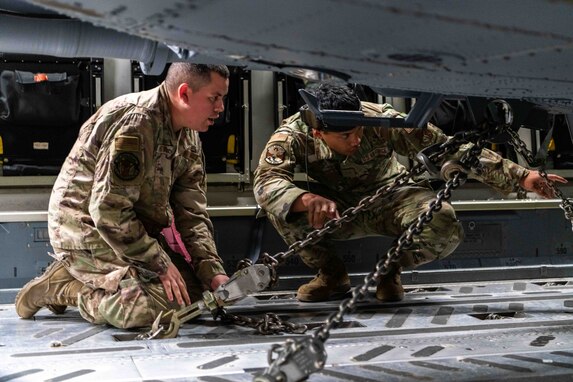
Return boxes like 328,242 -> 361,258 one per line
48,83 -> 225,328
254,102 -> 529,273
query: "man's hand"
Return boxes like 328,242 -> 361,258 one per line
210,274 -> 230,291
520,170 -> 567,198
159,262 -> 191,306
291,192 -> 340,229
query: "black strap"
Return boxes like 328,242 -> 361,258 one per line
246,206 -> 266,263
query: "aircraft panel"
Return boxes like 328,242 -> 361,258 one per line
17,0 -> 573,104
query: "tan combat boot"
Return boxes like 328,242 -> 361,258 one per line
15,261 -> 83,319
376,266 -> 404,302
296,259 -> 351,302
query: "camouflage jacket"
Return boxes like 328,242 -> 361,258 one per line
48,83 -> 225,285
254,102 -> 530,222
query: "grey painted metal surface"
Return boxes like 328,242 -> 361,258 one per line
12,0 -> 573,113
1,280 -> 573,381
2,208 -> 573,290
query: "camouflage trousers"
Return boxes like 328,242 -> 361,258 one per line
267,184 -> 464,273
52,236 -> 203,329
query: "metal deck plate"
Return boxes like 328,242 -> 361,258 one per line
2,280 -> 573,381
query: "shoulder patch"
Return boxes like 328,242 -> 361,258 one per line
115,135 -> 140,152
264,143 -> 287,165
113,152 -> 141,181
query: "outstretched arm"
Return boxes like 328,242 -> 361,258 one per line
520,170 -> 568,198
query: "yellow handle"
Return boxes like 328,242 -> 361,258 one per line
226,134 -> 238,164
548,137 -> 555,152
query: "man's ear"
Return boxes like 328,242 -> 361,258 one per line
177,83 -> 190,104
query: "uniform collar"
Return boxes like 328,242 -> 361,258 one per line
158,83 -> 179,145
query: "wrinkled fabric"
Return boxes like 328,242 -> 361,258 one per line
63,241 -> 203,329
254,102 -> 528,270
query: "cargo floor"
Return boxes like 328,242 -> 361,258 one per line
1,279 -> 573,381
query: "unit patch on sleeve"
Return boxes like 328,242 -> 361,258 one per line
113,152 -> 141,181
264,143 -> 286,165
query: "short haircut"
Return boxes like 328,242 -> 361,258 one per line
313,82 -> 361,112
305,82 -> 361,131
165,63 -> 230,93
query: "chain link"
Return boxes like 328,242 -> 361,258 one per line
257,119 -> 573,379
505,128 -> 537,166
310,125 -> 501,344
313,171 -> 466,343
221,256 -> 299,334
267,128 -> 496,271
214,308 -> 308,335
257,125 -> 501,381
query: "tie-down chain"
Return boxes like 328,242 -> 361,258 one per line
138,119 -> 570,381
136,121 -> 501,342
255,123 -> 570,381
136,157 -> 431,341
138,121 -> 492,342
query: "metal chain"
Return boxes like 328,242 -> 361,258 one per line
214,308 -> 308,335
227,129 -> 492,337
231,124 -> 507,340
227,137 -> 460,336
313,171 -> 466,343
541,169 -> 573,230
505,128 -> 573,230
268,169 -> 420,265
221,256 -> 298,334
257,129 -> 497,380
256,127 -> 502,381
311,128 -> 495,344
267,137 -> 465,269
505,128 -> 537,166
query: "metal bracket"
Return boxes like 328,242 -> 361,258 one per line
299,89 -> 445,129
405,93 -> 444,128
254,337 -> 327,382
214,263 -> 272,304
166,44 -> 196,60
298,89 -> 408,128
